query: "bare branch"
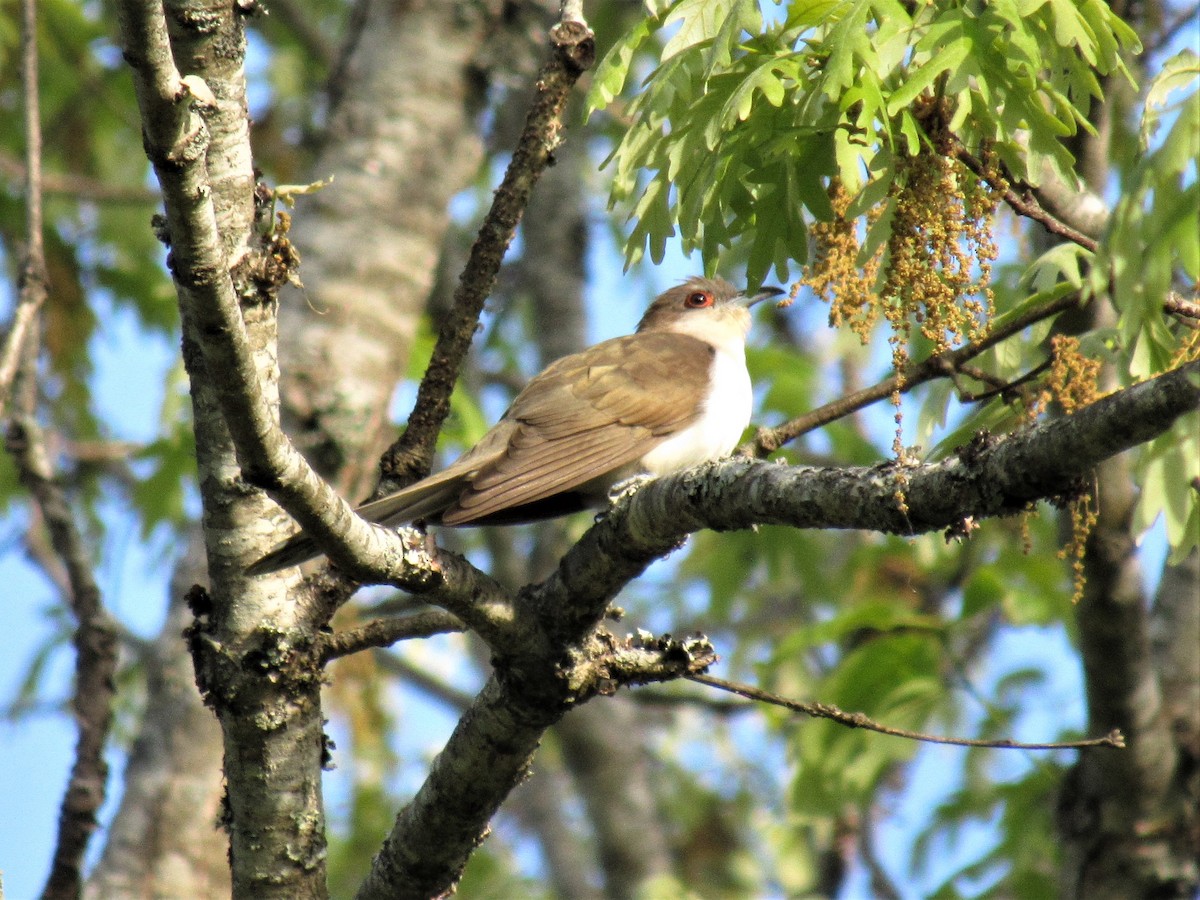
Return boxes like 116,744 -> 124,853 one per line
6,417 -> 118,898
376,14 -> 595,492
756,287 -> 1195,453
0,0 -> 48,420
955,145 -> 1100,251
951,358 -> 1054,404
1,5 -> 119,896
320,610 -> 466,662
688,674 -> 1125,750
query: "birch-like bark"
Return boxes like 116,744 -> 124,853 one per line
115,0 -> 331,893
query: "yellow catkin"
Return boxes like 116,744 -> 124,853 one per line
1035,336 -> 1102,601
1057,491 -> 1099,604
803,178 -> 881,341
803,97 -> 1001,520
1039,335 -> 1101,414
1168,321 -> 1200,369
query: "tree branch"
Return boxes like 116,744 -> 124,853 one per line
376,12 -> 595,492
1165,293 -> 1200,323
355,632 -> 714,899
6,418 -> 118,900
117,0 -> 521,652
115,1 -> 339,894
688,674 -> 1124,750
320,610 -> 467,662
355,368 -> 1191,895
540,362 -> 1199,644
2,4 -> 119,895
751,289 -> 1084,454
0,0 -> 47,421
955,145 -> 1101,251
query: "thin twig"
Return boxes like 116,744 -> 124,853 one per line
955,146 -> 1099,252
375,15 -> 595,494
954,363 -> 1011,392
688,673 -> 1125,750
952,358 -> 1054,404
5,12 -> 118,894
319,610 -> 466,662
0,0 -> 48,421
0,151 -> 159,205
751,290 -> 1083,454
1164,293 -> 1200,322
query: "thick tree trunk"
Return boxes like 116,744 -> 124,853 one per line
98,0 -> 546,889
1051,4 -> 1197,891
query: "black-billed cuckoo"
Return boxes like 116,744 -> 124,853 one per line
247,276 -> 783,575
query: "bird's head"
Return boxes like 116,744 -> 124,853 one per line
636,277 -> 785,346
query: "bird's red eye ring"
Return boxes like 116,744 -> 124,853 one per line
685,291 -> 713,308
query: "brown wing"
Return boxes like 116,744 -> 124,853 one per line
441,331 -> 714,524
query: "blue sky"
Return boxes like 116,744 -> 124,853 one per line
2,6 -> 1193,897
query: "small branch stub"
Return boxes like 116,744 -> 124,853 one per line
550,19 -> 595,75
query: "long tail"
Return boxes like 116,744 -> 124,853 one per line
244,470 -> 468,576
244,531 -> 325,576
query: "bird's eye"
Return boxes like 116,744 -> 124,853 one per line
685,291 -> 714,308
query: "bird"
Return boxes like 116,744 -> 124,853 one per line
247,276 -> 784,575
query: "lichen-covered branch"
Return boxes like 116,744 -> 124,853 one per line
355,634 -> 713,899
319,610 -> 466,662
539,362 -> 1199,645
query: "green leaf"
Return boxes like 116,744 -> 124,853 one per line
1020,244 -> 1090,292
586,16 -> 656,112
661,0 -> 740,61
887,33 -> 972,115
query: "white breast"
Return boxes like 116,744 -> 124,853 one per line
639,344 -> 752,476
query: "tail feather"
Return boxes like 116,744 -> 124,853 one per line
244,470 -> 470,576
245,532 -> 323,576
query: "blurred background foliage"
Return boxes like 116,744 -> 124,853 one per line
1,0 -> 1196,897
